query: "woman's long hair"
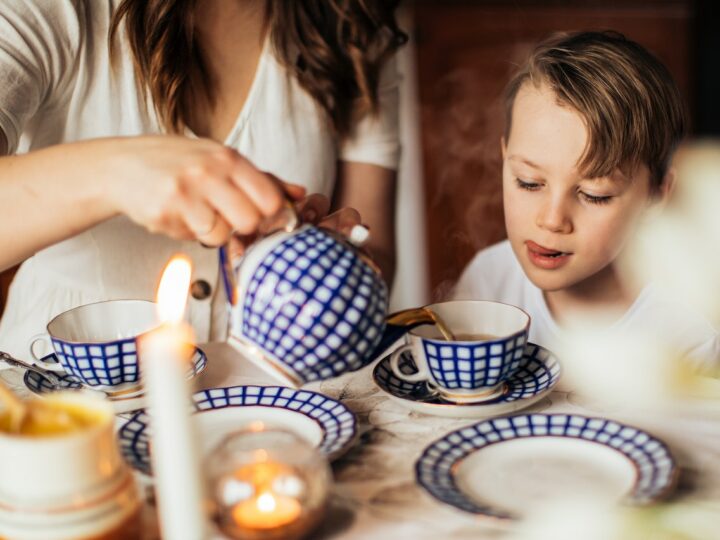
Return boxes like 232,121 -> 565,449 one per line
109,1 -> 406,137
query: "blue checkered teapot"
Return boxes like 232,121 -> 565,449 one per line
221,208 -> 396,387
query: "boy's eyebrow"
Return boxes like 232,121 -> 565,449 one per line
507,155 -> 546,171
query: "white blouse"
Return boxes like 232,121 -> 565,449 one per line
0,0 -> 400,359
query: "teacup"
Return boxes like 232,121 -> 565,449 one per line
0,392 -> 141,540
28,300 -> 160,389
389,301 -> 530,403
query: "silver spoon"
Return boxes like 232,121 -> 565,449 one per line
0,351 -> 63,386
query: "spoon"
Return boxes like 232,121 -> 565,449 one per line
422,308 -> 457,341
385,307 -> 457,341
0,351 -> 62,386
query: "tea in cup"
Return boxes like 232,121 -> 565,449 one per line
28,299 -> 160,389
389,301 -> 530,403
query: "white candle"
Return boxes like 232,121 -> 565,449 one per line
139,255 -> 208,539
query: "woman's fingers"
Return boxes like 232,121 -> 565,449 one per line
295,194 -> 331,224
281,181 -> 307,202
196,214 -> 232,247
224,151 -> 286,218
319,207 -> 362,236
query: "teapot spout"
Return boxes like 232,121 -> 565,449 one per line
372,307 -> 438,359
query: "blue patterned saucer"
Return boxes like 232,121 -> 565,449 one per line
416,413 -> 677,520
119,385 -> 357,475
373,343 -> 560,418
23,347 -> 208,398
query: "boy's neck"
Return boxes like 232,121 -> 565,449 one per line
543,264 -> 641,325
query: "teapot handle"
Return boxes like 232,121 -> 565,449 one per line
219,200 -> 300,306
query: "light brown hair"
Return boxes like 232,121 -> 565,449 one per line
109,0 -> 406,137
504,31 -> 687,192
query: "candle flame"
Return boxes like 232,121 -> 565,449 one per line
257,492 -> 276,513
157,255 -> 193,324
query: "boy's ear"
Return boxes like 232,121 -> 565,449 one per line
653,167 -> 677,208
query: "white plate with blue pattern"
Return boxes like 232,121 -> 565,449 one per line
118,385 -> 358,476
373,343 -> 560,418
23,347 -> 207,413
416,413 -> 677,520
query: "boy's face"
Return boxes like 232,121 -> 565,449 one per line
502,82 -> 654,293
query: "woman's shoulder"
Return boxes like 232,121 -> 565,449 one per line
0,0 -> 98,51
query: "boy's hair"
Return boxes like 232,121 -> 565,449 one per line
504,31 -> 687,192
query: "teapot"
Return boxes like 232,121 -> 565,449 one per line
220,206 -> 433,387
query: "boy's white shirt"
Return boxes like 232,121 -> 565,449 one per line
452,240 -> 720,373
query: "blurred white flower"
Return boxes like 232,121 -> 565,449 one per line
511,497 -> 622,540
621,143 -> 720,328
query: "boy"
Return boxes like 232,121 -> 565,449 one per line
452,31 -> 719,370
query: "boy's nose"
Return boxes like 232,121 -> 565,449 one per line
536,199 -> 573,234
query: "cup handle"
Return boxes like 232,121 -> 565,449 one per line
389,344 -> 428,382
28,334 -> 65,372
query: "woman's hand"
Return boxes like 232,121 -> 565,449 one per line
104,135 -> 292,246
228,193 -> 363,258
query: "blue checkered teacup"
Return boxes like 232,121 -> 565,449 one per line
28,300 -> 160,389
389,301 -> 530,403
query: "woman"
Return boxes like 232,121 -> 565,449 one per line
0,0 -> 405,358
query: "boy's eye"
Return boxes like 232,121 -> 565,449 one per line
579,191 -> 613,205
515,178 -> 542,191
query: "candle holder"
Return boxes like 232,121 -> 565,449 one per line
206,427 -> 331,540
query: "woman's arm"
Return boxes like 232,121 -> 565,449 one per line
0,135 -> 286,272
332,161 -> 397,288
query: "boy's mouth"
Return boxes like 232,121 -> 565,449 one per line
525,240 -> 572,269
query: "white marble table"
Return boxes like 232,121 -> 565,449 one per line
192,343 -> 720,539
4,342 -> 720,539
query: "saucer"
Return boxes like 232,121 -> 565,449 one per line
372,343 -> 560,418
416,413 -> 678,520
118,385 -> 358,476
23,347 -> 208,413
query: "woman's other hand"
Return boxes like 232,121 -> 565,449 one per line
228,193 -> 363,258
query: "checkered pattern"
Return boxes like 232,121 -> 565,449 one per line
118,385 -> 357,475
374,342 -> 560,405
241,226 -> 388,383
50,337 -> 140,387
416,413 -> 677,519
421,330 -> 527,390
24,348 -> 208,395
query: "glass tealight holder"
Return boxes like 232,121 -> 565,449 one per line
206,427 -> 331,540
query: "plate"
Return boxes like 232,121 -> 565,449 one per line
373,343 -> 560,418
119,385 -> 358,475
23,347 -> 207,413
415,413 -> 677,520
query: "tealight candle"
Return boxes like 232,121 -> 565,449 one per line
207,429 -> 331,540
232,491 -> 302,529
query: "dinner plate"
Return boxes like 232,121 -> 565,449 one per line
373,343 -> 560,418
23,347 -> 207,414
416,413 -> 677,520
119,385 -> 358,475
